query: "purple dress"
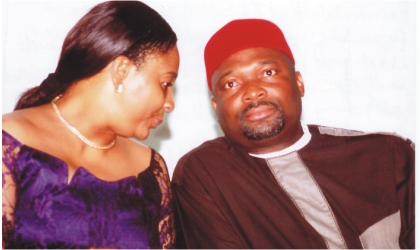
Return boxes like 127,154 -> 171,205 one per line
2,130 -> 175,249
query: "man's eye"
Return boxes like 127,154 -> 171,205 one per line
263,69 -> 276,77
224,81 -> 237,89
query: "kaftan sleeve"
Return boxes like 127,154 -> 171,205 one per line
2,131 -> 20,247
393,137 -> 415,248
153,152 -> 175,249
172,157 -> 246,249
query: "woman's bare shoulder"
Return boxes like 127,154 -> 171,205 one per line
3,111 -> 32,139
124,139 -> 168,171
119,137 -> 154,166
2,107 -> 49,144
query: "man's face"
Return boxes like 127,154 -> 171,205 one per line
211,47 -> 305,152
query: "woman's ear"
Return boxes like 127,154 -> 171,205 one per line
111,56 -> 130,92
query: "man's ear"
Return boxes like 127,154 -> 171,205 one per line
111,56 -> 130,90
211,96 -> 218,116
295,71 -> 305,97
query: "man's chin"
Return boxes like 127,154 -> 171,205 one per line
239,112 -> 285,141
241,125 -> 283,141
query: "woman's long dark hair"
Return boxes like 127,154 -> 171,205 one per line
14,1 -> 177,110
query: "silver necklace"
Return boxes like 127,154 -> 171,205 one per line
51,95 -> 115,149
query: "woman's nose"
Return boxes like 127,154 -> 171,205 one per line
164,91 -> 175,113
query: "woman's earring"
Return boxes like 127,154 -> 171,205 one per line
116,84 -> 123,93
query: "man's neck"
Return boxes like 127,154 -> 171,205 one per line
249,122 -> 311,158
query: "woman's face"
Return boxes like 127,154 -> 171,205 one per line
115,46 -> 180,140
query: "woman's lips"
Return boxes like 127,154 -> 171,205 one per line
244,105 -> 276,122
152,118 -> 163,128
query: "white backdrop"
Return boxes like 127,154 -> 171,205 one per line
2,0 -> 417,177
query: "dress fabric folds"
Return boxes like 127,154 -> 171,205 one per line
2,130 -> 174,249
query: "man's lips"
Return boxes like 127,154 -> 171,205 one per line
243,105 -> 276,122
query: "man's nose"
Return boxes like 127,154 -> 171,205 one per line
241,81 -> 267,103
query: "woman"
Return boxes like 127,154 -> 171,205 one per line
2,1 -> 179,249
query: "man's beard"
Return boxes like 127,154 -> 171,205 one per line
239,101 -> 285,141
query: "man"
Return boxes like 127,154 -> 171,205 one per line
172,19 -> 414,249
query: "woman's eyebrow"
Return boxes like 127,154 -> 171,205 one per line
165,72 -> 178,79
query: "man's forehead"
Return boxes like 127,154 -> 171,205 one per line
211,47 -> 290,84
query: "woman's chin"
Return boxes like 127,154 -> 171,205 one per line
133,130 -> 150,141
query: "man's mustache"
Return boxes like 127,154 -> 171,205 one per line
240,101 -> 281,120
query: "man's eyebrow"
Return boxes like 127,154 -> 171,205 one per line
214,60 -> 278,84
258,60 -> 277,66
215,70 -> 233,83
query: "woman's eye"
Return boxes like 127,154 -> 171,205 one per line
163,82 -> 173,88
263,69 -> 276,77
224,81 -> 237,89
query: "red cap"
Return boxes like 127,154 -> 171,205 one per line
204,19 -> 294,90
